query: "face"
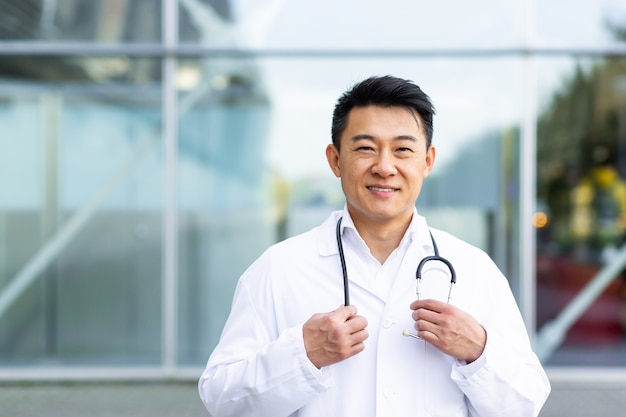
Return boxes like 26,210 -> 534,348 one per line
326,105 -> 436,229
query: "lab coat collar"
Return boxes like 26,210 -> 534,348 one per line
412,210 -> 437,255
317,209 -> 343,257
318,207 -> 435,257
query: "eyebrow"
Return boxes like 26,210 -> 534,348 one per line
351,134 -> 418,142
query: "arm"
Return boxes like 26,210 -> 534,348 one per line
410,256 -> 550,417
451,266 -> 550,417
455,329 -> 551,417
198,267 -> 369,417
198,279 -> 331,417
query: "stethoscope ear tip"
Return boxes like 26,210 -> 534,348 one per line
402,329 -> 420,339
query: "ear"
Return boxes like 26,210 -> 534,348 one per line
423,145 -> 436,178
326,144 -> 341,178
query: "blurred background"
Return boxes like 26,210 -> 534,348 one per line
1,0 -> 626,415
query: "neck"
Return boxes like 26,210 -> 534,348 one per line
351,214 -> 412,264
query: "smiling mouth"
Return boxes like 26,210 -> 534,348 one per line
368,186 -> 397,193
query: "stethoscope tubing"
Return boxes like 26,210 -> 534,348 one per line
336,217 -> 456,306
336,217 -> 350,306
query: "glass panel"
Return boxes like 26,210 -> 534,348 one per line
535,56 -> 626,366
0,0 -> 161,43
0,57 -> 163,366
179,0 -> 234,43
537,0 -> 626,47
177,56 -> 525,365
181,0 -> 524,49
176,58 -> 275,363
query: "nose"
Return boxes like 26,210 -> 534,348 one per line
371,150 -> 397,177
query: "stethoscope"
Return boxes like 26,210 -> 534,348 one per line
335,217 -> 457,307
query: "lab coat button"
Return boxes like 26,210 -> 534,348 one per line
383,388 -> 396,398
383,318 -> 394,328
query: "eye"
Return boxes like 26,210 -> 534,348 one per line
396,147 -> 414,154
356,146 -> 374,152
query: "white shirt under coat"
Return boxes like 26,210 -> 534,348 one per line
199,208 -> 551,417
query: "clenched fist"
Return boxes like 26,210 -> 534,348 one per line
303,305 -> 369,369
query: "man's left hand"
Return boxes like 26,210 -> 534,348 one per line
409,299 -> 486,363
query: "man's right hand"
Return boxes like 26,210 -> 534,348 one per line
302,305 -> 369,369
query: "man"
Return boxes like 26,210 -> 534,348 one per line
199,75 -> 551,417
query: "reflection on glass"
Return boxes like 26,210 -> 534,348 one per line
177,63 -> 275,364
536,57 -> 626,366
0,57 -> 163,365
537,0 -> 626,47
0,0 -> 161,42
180,0 -> 525,49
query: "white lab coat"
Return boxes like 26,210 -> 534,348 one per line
199,209 -> 550,417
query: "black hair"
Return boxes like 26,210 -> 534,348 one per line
331,75 -> 435,150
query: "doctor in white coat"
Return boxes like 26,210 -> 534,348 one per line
199,75 -> 551,417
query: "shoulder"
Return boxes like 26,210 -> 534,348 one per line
242,212 -> 339,278
427,227 -> 500,272
268,226 -> 321,257
428,227 -> 486,255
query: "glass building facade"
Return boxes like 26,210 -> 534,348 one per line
0,0 -> 625,379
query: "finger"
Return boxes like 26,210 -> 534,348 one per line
349,327 -> 369,345
415,315 -> 439,333
414,318 -> 444,347
416,328 -> 440,345
410,298 -> 446,311
412,307 -> 442,324
345,314 -> 369,335
334,304 -> 358,320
